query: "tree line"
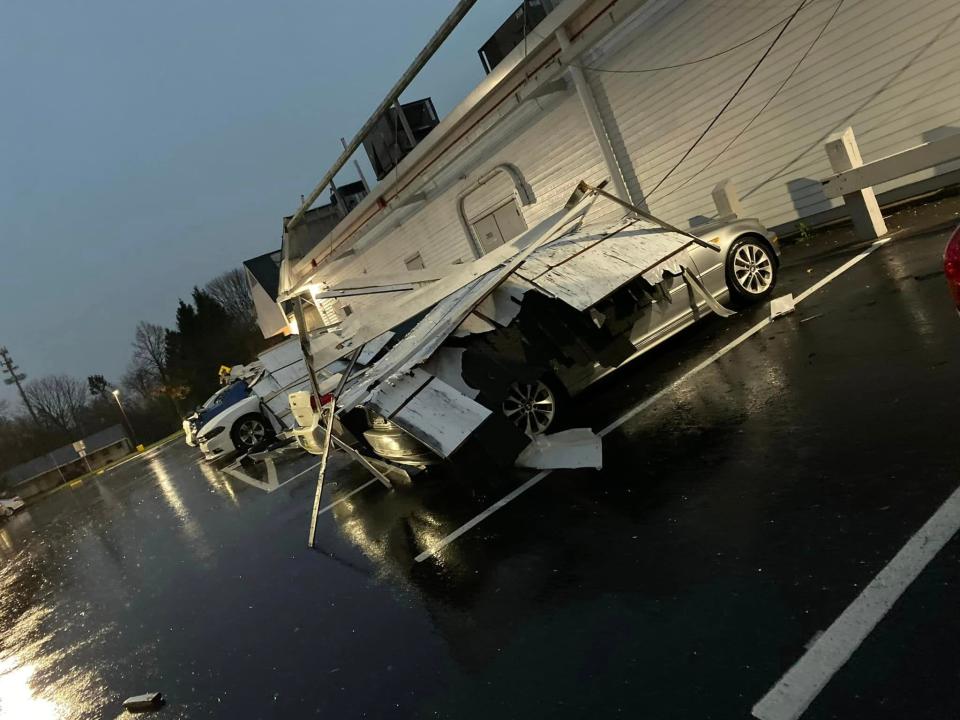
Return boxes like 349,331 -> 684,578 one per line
1,268 -> 271,485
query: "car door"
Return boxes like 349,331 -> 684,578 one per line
627,269 -> 700,351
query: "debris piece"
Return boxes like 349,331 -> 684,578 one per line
123,692 -> 164,713
799,313 -> 823,324
515,428 -> 602,470
769,293 -> 796,320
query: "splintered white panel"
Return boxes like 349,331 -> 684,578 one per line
366,368 -> 434,418
391,377 -> 491,457
517,223 -> 691,309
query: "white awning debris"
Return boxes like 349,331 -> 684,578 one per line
770,293 -> 796,319
515,428 -> 603,470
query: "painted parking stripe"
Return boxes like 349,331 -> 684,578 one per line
414,237 -> 891,563
272,459 -> 321,491
752,482 -> 960,720
223,458 -> 323,493
316,478 -> 379,516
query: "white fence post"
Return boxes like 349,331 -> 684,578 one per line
824,127 -> 887,239
712,179 -> 743,221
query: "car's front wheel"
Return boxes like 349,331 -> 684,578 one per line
502,377 -> 564,437
231,413 -> 273,452
726,236 -> 777,302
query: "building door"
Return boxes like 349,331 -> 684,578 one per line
470,199 -> 528,255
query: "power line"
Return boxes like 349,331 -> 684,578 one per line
657,0 -> 846,201
577,16 -> 792,74
646,0 -> 810,198
526,0 -> 828,75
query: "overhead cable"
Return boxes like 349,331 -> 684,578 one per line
646,0 -> 811,198
657,0 -> 846,201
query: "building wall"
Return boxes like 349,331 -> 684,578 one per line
14,471 -> 64,500
587,0 -> 960,228
9,439 -> 132,500
321,90 -> 620,318
314,0 -> 959,296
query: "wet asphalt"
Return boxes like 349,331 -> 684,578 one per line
1,197 -> 959,719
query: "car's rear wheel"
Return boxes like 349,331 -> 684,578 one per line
231,413 -> 272,452
502,377 -> 564,436
726,236 -> 777,301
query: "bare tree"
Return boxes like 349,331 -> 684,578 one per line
204,268 -> 256,325
121,358 -> 159,400
23,375 -> 88,432
132,322 -> 170,383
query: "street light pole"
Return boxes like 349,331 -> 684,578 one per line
112,389 -> 137,447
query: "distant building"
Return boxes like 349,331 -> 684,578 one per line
1,425 -> 133,499
242,250 -> 287,339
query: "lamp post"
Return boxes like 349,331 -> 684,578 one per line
112,389 -> 137,447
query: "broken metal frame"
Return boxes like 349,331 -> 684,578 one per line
295,299 -> 396,548
572,180 -> 719,253
306,344 -> 363,547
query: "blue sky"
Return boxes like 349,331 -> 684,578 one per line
0,0 -> 518,404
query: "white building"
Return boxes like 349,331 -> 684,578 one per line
278,0 -> 960,323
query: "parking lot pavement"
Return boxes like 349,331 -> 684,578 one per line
1,198 -> 959,719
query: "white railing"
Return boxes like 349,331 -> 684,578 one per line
820,127 -> 960,239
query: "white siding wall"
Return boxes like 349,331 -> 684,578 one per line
587,0 -> 960,227
316,0 -> 960,304
323,90 -> 612,316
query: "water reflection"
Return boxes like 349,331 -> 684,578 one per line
0,659 -> 61,720
0,603 -> 105,720
0,528 -> 13,556
198,460 -> 239,505
149,456 -> 211,558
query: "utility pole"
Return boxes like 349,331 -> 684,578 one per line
0,346 -> 40,426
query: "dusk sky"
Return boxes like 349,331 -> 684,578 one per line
0,0 -> 518,405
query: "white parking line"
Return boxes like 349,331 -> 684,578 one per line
273,459 -> 321,490
316,478 -> 379,516
752,482 -> 960,720
414,237 -> 891,564
223,459 -> 323,493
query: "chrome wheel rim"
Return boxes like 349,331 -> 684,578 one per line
502,379 -> 556,436
238,419 -> 266,447
733,243 -> 773,294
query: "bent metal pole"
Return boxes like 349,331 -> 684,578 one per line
306,345 -> 363,549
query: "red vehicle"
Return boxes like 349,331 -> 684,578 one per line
946,224 -> 960,312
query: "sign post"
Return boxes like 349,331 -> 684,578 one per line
73,440 -> 92,474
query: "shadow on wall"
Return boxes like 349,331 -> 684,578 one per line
787,178 -> 831,220
922,126 -> 960,176
742,12 -> 960,203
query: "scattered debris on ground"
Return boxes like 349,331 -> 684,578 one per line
770,293 -> 796,320
123,692 -> 164,713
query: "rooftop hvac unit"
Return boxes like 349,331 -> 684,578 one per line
362,98 -> 439,181
478,0 -> 555,74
